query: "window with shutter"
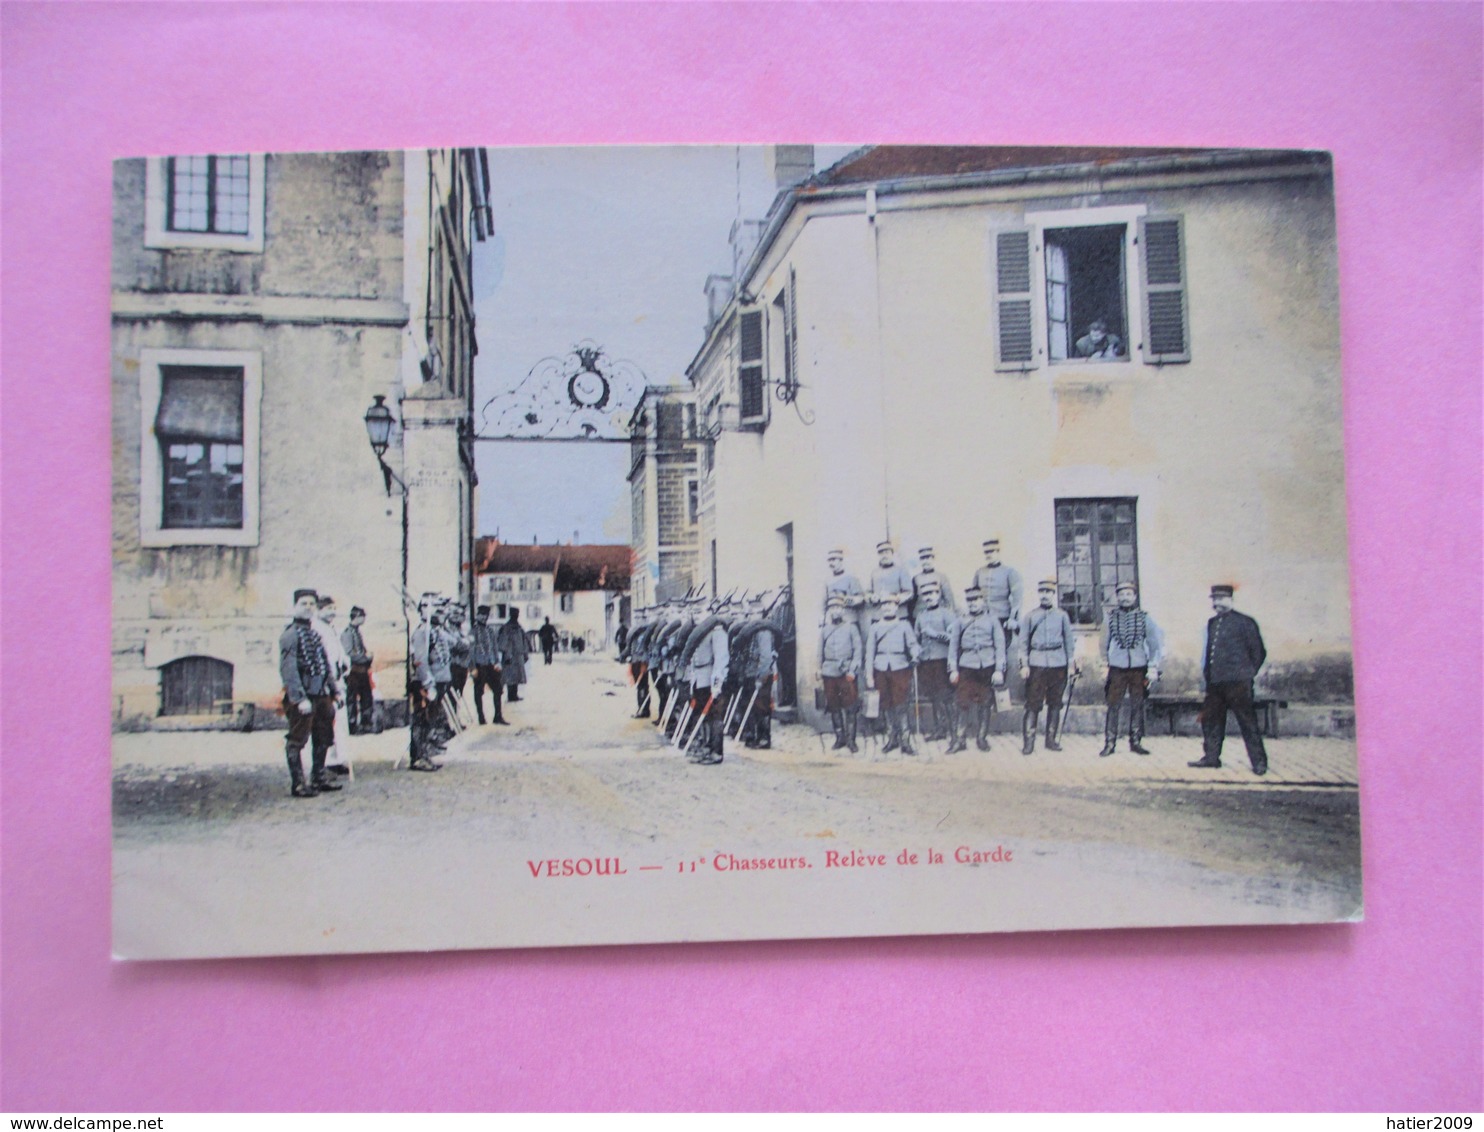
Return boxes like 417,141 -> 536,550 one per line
157,366 -> 246,530
1139,215 -> 1190,363
738,308 -> 767,426
993,229 -> 1035,370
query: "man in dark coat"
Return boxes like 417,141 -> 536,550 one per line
470,604 -> 507,726
538,617 -> 558,665
280,588 -> 342,796
1189,584 -> 1269,776
341,605 -> 375,735
499,608 -> 530,702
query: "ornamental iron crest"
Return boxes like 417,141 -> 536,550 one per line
478,341 -> 648,440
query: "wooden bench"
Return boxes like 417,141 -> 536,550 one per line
1144,694 -> 1287,737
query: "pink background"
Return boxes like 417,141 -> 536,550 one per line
2,2 -> 1480,1112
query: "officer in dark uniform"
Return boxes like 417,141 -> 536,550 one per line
1189,584 -> 1269,776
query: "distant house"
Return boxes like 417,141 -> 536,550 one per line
475,540 -> 632,650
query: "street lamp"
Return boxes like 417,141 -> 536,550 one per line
363,395 -> 403,496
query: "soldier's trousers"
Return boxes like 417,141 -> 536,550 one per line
631,662 -> 650,715
472,664 -> 504,723
345,668 -> 374,733
1105,667 -> 1148,738
1024,666 -> 1068,715
1201,680 -> 1268,770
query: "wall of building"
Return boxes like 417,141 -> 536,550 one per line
701,163 -> 1349,713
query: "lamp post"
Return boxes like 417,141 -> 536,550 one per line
365,394 -> 411,737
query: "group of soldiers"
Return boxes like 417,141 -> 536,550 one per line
618,592 -> 784,766
277,588 -> 533,794
405,593 -> 533,772
815,538 -> 1270,774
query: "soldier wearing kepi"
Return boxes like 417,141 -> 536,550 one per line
825,551 -> 866,629
819,594 -> 864,753
470,604 -> 507,726
868,540 -> 915,625
866,595 -> 922,755
912,546 -> 957,614
406,593 -> 443,771
279,588 -> 341,797
1100,581 -> 1164,757
974,538 -> 1024,658
1190,584 -> 1269,776
625,608 -> 654,719
948,586 -> 1007,753
1019,579 -> 1078,755
341,605 -> 375,735
912,580 -> 958,742
685,608 -> 731,765
739,595 -> 778,749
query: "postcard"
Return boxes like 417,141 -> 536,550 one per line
111,144 -> 1359,958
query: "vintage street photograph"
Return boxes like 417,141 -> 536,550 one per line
111,145 -> 1360,959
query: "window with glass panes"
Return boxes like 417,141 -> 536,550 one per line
156,367 -> 245,529
1054,498 -> 1138,626
166,155 -> 252,235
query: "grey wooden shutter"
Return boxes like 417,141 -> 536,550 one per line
993,228 -> 1036,370
738,308 -> 767,426
1139,215 -> 1190,363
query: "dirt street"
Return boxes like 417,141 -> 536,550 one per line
113,654 -> 1362,959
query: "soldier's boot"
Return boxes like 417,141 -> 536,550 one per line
831,711 -> 848,750
287,748 -> 316,798
1021,711 -> 1038,756
756,714 -> 772,750
1099,706 -> 1119,757
475,695 -> 486,726
1045,709 -> 1064,752
309,745 -> 342,792
846,711 -> 860,754
1129,705 -> 1150,754
882,707 -> 900,753
706,716 -> 725,764
976,705 -> 992,751
945,706 -> 967,753
898,708 -> 916,756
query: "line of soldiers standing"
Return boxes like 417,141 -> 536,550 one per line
817,539 -> 1270,774
618,591 -> 783,767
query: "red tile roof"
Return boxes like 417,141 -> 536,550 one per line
475,539 -> 632,591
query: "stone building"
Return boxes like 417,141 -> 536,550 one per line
627,385 -> 702,607
111,148 -> 490,727
688,146 -> 1350,726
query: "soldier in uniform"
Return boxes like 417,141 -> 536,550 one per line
341,605 -> 375,735
407,593 -> 443,771
497,607 -> 529,703
868,540 -> 915,625
684,607 -> 730,765
912,579 -> 958,742
427,599 -> 457,748
1019,579 -> 1078,755
624,608 -> 654,718
948,586 -> 1007,752
446,604 -> 472,705
825,548 -> 866,629
866,595 -> 921,755
1190,584 -> 1269,776
974,538 -> 1024,661
279,588 -> 342,796
912,546 -> 957,613
819,594 -> 864,753
739,594 -> 778,749
1100,581 -> 1163,757
470,604 -> 507,726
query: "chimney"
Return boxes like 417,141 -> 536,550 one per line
769,145 -> 815,192
704,273 -> 735,330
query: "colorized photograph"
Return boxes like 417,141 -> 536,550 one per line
111,145 -> 1359,958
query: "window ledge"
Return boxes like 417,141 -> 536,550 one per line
142,528 -> 259,549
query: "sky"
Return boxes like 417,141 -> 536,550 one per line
470,145 -> 855,545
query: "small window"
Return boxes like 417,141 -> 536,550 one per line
1055,498 -> 1139,626
489,577 -> 513,593
145,155 -> 265,252
560,593 -> 575,613
687,479 -> 699,524
160,656 -> 233,716
1045,225 -> 1127,363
